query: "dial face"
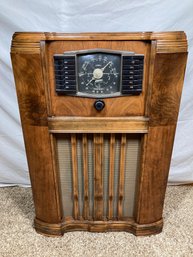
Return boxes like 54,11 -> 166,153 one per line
77,53 -> 121,96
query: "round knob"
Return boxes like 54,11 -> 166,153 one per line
94,100 -> 105,111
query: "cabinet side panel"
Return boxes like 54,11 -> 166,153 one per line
136,52 -> 187,224
137,125 -> 176,223
149,53 -> 188,126
11,52 -> 61,223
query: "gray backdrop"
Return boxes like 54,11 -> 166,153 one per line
0,0 -> 193,186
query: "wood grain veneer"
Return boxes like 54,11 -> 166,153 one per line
11,32 -> 188,236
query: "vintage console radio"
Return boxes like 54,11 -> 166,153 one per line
11,32 -> 187,236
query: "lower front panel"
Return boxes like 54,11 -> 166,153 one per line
56,133 -> 141,222
34,132 -> 164,236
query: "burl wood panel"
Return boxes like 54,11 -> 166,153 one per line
11,53 -> 62,223
46,40 -> 151,117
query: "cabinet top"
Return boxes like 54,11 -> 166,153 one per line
12,31 -> 187,42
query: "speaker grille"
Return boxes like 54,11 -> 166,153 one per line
56,133 -> 141,220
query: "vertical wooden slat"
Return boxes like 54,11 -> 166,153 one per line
82,134 -> 89,219
94,134 -> 103,220
49,134 -> 63,219
108,134 -> 115,219
118,134 -> 127,218
71,134 -> 79,219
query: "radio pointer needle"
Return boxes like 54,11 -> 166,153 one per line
101,61 -> 112,71
86,77 -> 95,86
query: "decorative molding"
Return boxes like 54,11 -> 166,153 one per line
48,116 -> 149,134
12,32 -> 45,42
11,32 -> 188,54
151,31 -> 187,40
11,41 -> 40,54
44,32 -> 153,41
34,217 -> 163,237
11,31 -> 187,42
156,40 -> 188,53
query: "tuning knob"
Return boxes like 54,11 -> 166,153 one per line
94,100 -> 105,111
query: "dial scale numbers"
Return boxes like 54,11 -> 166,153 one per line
78,53 -> 121,95
54,50 -> 144,97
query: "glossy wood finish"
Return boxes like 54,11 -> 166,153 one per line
34,217 -> 163,237
118,134 -> 126,218
108,134 -> 115,219
11,32 -> 188,236
93,134 -> 104,220
12,31 -> 187,42
48,117 -> 149,133
46,40 -> 150,117
82,134 -> 89,220
11,52 -> 62,224
136,125 -> 177,224
71,134 -> 79,219
136,51 -> 188,224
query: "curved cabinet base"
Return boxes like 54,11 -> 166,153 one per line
34,218 -> 163,237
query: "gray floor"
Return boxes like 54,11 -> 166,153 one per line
0,186 -> 193,257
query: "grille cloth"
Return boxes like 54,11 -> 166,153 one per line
56,134 -> 141,219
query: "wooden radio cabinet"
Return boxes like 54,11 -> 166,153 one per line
11,32 -> 187,236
